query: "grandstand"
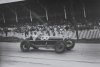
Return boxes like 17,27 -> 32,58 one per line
0,0 -> 100,41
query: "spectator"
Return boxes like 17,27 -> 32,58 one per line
4,27 -> 8,37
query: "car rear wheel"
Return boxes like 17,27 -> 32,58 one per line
55,41 -> 65,53
20,40 -> 30,52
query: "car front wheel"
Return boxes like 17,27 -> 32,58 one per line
64,39 -> 75,50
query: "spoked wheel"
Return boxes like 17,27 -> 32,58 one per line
64,39 -> 75,50
20,40 -> 30,52
55,41 -> 65,53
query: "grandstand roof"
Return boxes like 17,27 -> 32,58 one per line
0,0 -> 23,4
0,0 -> 100,26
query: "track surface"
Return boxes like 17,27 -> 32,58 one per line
0,42 -> 100,67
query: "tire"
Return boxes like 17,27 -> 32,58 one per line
20,40 -> 30,52
55,41 -> 65,53
64,39 -> 75,50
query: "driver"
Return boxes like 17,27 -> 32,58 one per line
32,32 -> 43,40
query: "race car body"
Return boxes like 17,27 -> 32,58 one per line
20,34 -> 75,53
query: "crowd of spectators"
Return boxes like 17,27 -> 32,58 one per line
16,24 -> 72,37
0,23 -> 99,39
0,23 -> 75,38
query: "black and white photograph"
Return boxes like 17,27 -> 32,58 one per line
0,0 -> 100,67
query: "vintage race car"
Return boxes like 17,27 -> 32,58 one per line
20,35 -> 75,53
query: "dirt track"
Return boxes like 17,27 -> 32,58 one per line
0,42 -> 100,67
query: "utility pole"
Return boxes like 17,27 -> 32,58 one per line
64,6 -> 67,20
15,8 -> 18,23
45,8 -> 48,21
83,5 -> 86,19
82,1 -> 87,22
30,10 -> 32,22
80,0 -> 87,23
2,13 -> 5,24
